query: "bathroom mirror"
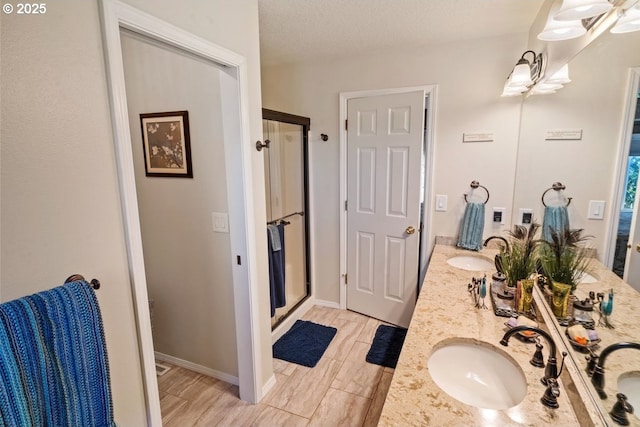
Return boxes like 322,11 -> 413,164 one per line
513,29 -> 640,266
514,29 -> 640,426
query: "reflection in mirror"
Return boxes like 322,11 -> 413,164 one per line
516,28 -> 640,426
514,29 -> 640,267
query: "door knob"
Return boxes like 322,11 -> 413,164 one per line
405,226 -> 416,235
637,243 -> 640,253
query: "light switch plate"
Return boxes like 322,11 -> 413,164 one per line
435,195 -> 448,212
587,200 -> 605,220
212,212 -> 229,233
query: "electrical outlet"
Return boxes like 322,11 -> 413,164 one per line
493,207 -> 506,224
519,208 -> 533,225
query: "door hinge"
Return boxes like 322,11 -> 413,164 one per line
345,119 -> 348,131
345,274 -> 348,285
345,200 -> 348,211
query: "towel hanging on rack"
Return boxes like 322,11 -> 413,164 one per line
0,280 -> 115,427
457,202 -> 485,251
541,182 -> 571,241
457,181 -> 488,251
268,223 -> 287,317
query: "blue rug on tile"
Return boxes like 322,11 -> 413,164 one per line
366,325 -> 407,368
273,320 -> 337,368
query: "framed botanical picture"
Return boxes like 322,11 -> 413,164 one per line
139,110 -> 193,178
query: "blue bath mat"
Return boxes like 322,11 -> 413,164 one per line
366,325 -> 407,368
273,320 -> 337,368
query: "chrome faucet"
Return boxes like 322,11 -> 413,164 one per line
590,342 -> 640,400
500,326 -> 566,386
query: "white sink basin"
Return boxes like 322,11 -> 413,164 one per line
446,255 -> 494,271
579,272 -> 598,283
618,371 -> 640,413
428,339 -> 527,410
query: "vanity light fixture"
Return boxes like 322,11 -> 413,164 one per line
538,1 -> 587,41
545,64 -> 571,85
500,51 -> 544,97
610,3 -> 640,33
530,64 -> 572,94
554,0 -> 613,21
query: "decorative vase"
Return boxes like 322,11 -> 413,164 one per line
516,279 -> 535,314
550,281 -> 572,318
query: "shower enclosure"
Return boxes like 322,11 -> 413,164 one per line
262,109 -> 311,329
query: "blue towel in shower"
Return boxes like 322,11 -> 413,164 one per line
267,224 -> 281,252
542,205 -> 570,242
0,281 -> 115,427
457,202 -> 485,251
268,223 -> 286,317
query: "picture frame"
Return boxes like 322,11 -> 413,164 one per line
139,110 -> 193,178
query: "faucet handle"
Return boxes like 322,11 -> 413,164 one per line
610,393 -> 633,426
556,351 -> 568,379
540,378 -> 560,409
585,349 -> 599,376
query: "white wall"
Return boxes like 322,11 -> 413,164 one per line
261,35 -> 527,303
1,0 -> 270,424
121,31 -> 238,376
514,29 -> 640,258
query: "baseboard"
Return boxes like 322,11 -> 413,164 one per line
154,352 -> 239,386
261,373 -> 277,399
271,297 -> 315,343
314,299 -> 341,309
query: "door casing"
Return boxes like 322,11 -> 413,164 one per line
100,1 -> 266,424
339,86 -> 438,310
606,68 -> 640,277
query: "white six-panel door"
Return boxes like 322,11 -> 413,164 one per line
346,91 -> 424,327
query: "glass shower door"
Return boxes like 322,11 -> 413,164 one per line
262,111 -> 310,328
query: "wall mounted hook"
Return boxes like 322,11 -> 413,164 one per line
256,139 -> 270,151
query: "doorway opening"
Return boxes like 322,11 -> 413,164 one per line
609,68 -> 640,288
100,2 -> 265,422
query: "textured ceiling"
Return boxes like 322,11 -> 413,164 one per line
258,0 -> 545,67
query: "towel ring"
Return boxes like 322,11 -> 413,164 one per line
541,182 -> 572,207
65,274 -> 101,290
464,180 -> 490,205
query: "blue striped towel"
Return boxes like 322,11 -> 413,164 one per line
0,281 -> 116,427
457,202 -> 485,251
542,205 -> 569,242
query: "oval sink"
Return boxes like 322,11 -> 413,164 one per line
428,339 -> 527,410
618,371 -> 640,413
446,255 -> 494,271
579,272 -> 598,283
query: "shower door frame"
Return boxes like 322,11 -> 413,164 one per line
263,109 -> 312,330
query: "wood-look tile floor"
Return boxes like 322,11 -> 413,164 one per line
158,306 -> 395,426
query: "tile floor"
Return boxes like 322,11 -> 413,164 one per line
158,306 -> 395,426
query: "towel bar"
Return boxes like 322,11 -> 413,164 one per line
464,180 -> 490,205
268,211 -> 304,225
65,274 -> 100,290
542,182 -> 572,207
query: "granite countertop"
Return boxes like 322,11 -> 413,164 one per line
549,257 -> 640,427
378,243 -> 580,426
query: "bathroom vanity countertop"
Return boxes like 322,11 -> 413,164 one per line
552,257 -> 640,426
378,243 -> 580,426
